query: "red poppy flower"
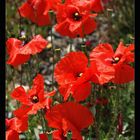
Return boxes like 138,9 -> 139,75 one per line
46,102 -> 94,140
55,2 -> 97,38
6,35 -> 48,67
19,0 -> 51,26
6,116 -> 28,140
90,42 -> 134,84
54,51 -> 96,101
11,74 -> 55,117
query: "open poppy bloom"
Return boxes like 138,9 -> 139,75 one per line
11,74 -> 55,117
55,2 -> 97,38
90,42 -> 134,84
19,0 -> 52,26
6,35 -> 48,67
54,51 -> 97,101
46,102 -> 94,140
6,116 -> 28,140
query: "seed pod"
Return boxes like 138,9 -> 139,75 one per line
117,112 -> 123,134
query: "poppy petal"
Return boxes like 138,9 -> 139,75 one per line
19,2 -> 36,23
19,0 -> 51,26
7,53 -> 30,67
46,102 -> 94,137
6,38 -> 22,54
11,86 -> 30,105
54,52 -> 88,85
39,133 -> 48,140
72,82 -> 92,101
6,130 -> 19,140
91,0 -> 104,12
20,35 -> 48,55
113,64 -> 134,84
14,105 -> 32,117
52,130 -> 66,140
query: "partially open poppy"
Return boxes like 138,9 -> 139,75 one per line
90,42 -> 134,84
19,0 -> 51,26
6,35 -> 48,67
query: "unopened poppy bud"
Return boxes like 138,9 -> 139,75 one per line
102,98 -> 108,105
117,113 -> 123,134
85,41 -> 92,47
86,102 -> 93,108
95,98 -> 108,105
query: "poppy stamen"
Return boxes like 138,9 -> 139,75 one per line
76,72 -> 83,77
73,12 -> 82,21
112,57 -> 120,63
79,73 -> 83,77
31,95 -> 39,103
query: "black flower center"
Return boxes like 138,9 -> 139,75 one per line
31,95 -> 39,103
72,12 -> 82,21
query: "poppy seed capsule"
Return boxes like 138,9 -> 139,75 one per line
73,12 -> 82,21
31,95 -> 39,103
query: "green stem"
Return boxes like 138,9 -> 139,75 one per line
38,110 -> 46,133
105,85 -> 119,139
35,54 -> 40,74
89,125 -> 93,140
50,27 -> 55,89
20,65 -> 23,85
69,39 -> 73,52
28,60 -> 32,88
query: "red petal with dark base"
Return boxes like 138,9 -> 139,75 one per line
46,102 -> 94,139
